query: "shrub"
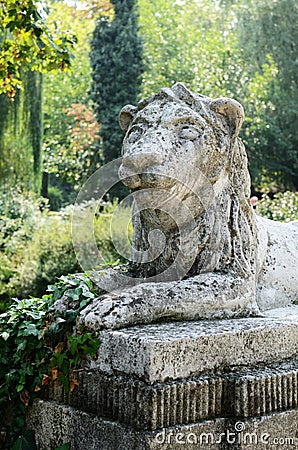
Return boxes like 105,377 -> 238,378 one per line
257,191 -> 298,222
10,213 -> 81,299
0,189 -> 47,308
0,193 -> 131,306
47,186 -> 63,211
94,200 -> 132,264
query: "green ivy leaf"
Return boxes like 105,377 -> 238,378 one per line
11,430 -> 37,450
0,331 -> 10,341
79,298 -> 90,309
65,287 -> 83,301
19,323 -> 39,337
54,444 -> 71,450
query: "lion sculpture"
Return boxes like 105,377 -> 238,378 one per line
77,83 -> 297,330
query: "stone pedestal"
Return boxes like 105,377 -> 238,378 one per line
27,307 -> 298,449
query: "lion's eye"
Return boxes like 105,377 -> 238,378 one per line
126,126 -> 144,144
179,126 -> 202,141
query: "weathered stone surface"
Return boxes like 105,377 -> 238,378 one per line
45,360 -> 298,431
27,400 -> 147,450
27,401 -> 298,450
28,310 -> 298,448
256,218 -> 298,309
71,82 -> 298,331
96,310 -> 298,382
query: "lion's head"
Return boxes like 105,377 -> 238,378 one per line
118,83 -> 257,281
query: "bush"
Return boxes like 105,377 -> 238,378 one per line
94,200 -> 132,264
0,188 -> 47,308
47,186 -> 63,211
10,213 -> 81,299
0,192 -> 131,307
257,191 -> 298,222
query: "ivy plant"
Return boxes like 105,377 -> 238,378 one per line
0,273 -> 100,449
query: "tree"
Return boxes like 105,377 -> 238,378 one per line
42,1 -> 103,194
0,0 -> 78,193
44,102 -> 100,188
237,0 -> 298,189
90,0 -> 143,177
0,0 -> 77,98
137,0 -> 298,191
0,71 -> 43,191
138,0 -> 243,99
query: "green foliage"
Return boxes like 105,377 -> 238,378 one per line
237,0 -> 298,189
12,430 -> 70,450
0,187 -> 76,304
12,212 -> 80,299
0,190 -> 130,306
138,0 -> 243,98
11,430 -> 37,450
0,189 -> 46,306
1,0 -> 297,197
47,186 -> 63,211
240,55 -> 280,186
0,273 -> 100,448
94,200 -> 133,262
257,191 -> 298,222
53,444 -> 71,450
137,0 -> 297,191
43,2 -> 101,191
44,102 -> 101,189
0,70 -> 43,192
90,0 -> 143,195
0,0 -> 77,98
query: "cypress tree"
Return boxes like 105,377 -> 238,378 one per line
90,0 -> 143,184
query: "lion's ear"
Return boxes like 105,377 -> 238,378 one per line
119,105 -> 137,133
210,98 -> 244,137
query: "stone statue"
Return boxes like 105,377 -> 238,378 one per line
73,83 -> 297,330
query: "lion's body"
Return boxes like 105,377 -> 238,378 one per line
78,83 -> 297,330
256,216 -> 298,309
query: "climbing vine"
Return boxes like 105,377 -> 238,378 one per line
0,273 -> 100,448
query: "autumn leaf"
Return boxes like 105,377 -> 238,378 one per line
50,367 -> 59,381
70,378 -> 79,392
42,374 -> 51,386
20,389 -> 30,407
55,342 -> 65,353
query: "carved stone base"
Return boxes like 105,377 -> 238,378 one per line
27,308 -> 298,449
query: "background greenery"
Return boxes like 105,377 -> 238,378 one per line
1,0 -> 297,198
0,188 -> 131,310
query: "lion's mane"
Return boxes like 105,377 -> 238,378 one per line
126,84 -> 257,280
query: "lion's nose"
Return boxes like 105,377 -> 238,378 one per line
121,152 -> 164,172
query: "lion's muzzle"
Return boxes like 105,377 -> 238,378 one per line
119,151 -> 166,189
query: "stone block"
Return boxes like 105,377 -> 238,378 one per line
28,309 -> 298,449
97,311 -> 298,382
27,401 -> 298,450
45,360 -> 298,432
